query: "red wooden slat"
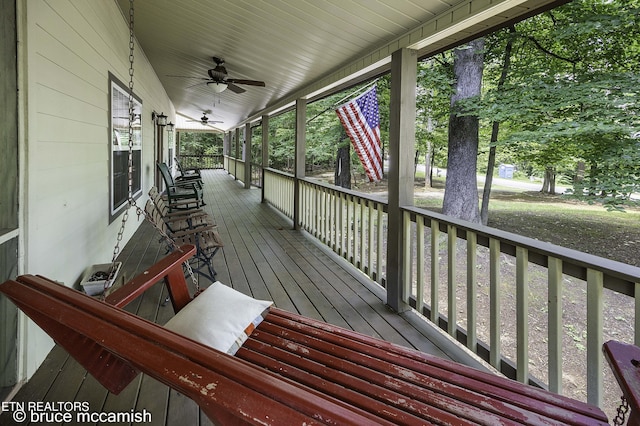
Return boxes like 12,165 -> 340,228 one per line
266,309 -> 608,425
245,324 -> 535,425
239,340 -> 489,426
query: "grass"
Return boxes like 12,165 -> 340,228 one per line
412,181 -> 640,267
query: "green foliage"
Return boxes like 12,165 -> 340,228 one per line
179,132 -> 223,156
268,110 -> 295,171
416,57 -> 453,168
462,0 -> 640,209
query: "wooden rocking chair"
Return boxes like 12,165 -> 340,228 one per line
0,246 -> 622,425
157,162 -> 204,208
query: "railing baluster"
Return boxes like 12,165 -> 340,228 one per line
548,256 -> 563,394
466,232 -> 477,352
636,282 -> 640,346
333,192 -> 339,253
359,202 -> 365,270
368,202 -> 374,277
416,216 -> 425,313
430,220 -> 440,324
353,200 -> 358,267
490,238 -> 501,370
376,207 -> 383,285
587,268 -> 603,408
403,211 -> 413,304
333,192 -> 338,253
516,246 -> 529,383
346,195 -> 353,261
337,192 -> 346,257
448,224 -> 457,337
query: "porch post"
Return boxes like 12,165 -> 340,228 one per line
223,132 -> 229,156
234,128 -> 240,180
387,47 -> 417,313
243,123 -> 252,189
293,98 -> 306,230
261,114 -> 269,202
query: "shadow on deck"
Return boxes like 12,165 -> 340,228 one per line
2,169 -> 489,425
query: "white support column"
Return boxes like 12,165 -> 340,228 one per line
293,98 -> 306,230
223,132 -> 229,157
261,115 -> 269,202
386,47 -> 417,313
244,123 -> 252,189
234,128 -> 240,180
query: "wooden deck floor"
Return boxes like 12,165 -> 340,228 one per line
3,169 -> 490,426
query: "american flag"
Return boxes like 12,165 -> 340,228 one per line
335,85 -> 383,182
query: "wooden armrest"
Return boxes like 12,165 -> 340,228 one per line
165,198 -> 202,208
105,244 -> 196,310
173,180 -> 202,190
604,340 -> 640,421
170,225 -> 217,238
165,209 -> 209,219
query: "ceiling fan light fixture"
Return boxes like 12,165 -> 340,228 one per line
207,81 -> 228,93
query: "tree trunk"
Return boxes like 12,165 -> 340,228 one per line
541,167 -> 557,194
481,27 -> 515,225
335,144 -> 351,189
481,143 -> 497,224
425,115 -> 433,189
424,148 -> 432,188
443,38 -> 485,223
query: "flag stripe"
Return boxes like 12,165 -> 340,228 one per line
335,85 -> 383,182
339,104 -> 382,181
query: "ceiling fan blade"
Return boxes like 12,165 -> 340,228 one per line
226,83 -> 246,94
227,79 -> 265,87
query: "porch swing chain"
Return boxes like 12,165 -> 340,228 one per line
613,395 -> 629,426
107,0 -> 199,295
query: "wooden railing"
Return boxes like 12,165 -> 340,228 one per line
400,206 -> 640,409
251,163 -> 263,188
177,154 -> 224,170
232,163 -> 640,411
225,156 -> 245,184
298,178 -> 387,286
263,168 -> 294,220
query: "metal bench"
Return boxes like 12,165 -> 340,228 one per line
0,246 -> 613,425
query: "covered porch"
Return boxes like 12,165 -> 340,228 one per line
1,169 -> 488,425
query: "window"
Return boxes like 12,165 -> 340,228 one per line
109,73 -> 142,222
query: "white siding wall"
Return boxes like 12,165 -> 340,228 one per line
20,0 -> 174,378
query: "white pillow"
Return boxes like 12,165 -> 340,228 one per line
164,281 -> 273,355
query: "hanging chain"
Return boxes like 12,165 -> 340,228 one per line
104,0 -> 198,295
613,396 -> 629,426
102,0 -> 136,296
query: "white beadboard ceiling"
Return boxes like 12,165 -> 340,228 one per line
116,0 -> 563,131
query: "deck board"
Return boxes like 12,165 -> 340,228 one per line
2,169 -> 487,425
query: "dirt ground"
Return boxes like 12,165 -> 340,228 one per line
310,171 -> 640,421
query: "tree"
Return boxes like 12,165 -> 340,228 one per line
442,38 -> 485,223
268,110 -> 296,171
471,0 -> 640,209
179,132 -> 222,156
416,57 -> 452,187
480,27 -> 516,225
